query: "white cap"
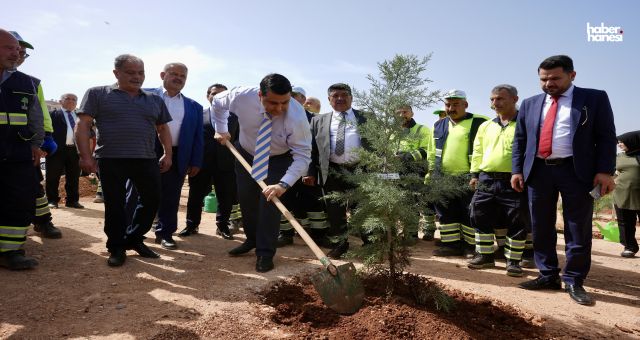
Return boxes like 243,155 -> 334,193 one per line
292,86 -> 306,97
443,89 -> 467,99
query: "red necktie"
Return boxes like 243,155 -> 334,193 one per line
538,95 -> 560,159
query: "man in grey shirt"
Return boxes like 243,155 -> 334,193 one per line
76,54 -> 173,267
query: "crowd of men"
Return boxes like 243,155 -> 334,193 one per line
0,27 -> 618,306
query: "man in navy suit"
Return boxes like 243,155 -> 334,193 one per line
511,55 -> 617,305
46,93 -> 84,209
148,62 -> 203,249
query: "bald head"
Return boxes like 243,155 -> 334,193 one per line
0,29 -> 20,72
304,97 -> 321,114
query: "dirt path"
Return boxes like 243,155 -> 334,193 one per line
1,187 -> 639,339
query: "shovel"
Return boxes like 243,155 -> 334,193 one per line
224,140 -> 364,314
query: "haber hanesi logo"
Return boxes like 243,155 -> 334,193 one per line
587,22 -> 624,42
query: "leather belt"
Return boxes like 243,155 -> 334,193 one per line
480,172 -> 512,180
538,157 -> 572,166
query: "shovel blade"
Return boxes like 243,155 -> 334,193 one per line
310,262 -> 364,314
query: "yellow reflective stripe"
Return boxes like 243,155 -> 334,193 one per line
297,218 -> 310,226
0,226 -> 29,236
0,243 -> 24,251
504,249 -> 523,261
8,113 -> 28,125
476,244 -> 495,254
35,206 -> 50,216
474,233 -> 495,243
36,196 -> 48,206
309,221 -> 328,229
506,237 -> 526,249
439,223 -> 461,232
440,233 -> 461,242
0,112 -> 7,124
307,211 -> 326,219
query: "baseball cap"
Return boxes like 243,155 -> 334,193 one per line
9,31 -> 34,49
443,89 -> 466,99
292,86 -> 306,97
433,108 -> 446,115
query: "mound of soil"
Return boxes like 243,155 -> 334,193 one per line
261,272 -> 552,339
55,175 -> 98,199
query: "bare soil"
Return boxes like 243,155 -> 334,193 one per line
1,185 -> 639,339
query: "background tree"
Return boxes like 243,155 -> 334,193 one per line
330,54 -> 468,303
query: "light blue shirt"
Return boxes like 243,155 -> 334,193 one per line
212,86 -> 312,186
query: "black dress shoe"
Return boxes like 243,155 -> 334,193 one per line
256,256 -> 274,273
518,276 -> 562,290
155,236 -> 177,250
565,284 -> 594,305
215,228 -> 234,240
129,242 -> 160,258
327,241 -> 349,259
178,226 -> 199,237
108,249 -> 126,267
33,221 -> 62,239
65,202 -> 85,209
228,241 -> 255,256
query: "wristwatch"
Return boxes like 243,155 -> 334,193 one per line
278,181 -> 291,190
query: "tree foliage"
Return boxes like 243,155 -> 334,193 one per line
331,54 -> 468,297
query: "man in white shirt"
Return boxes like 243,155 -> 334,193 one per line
45,93 -> 84,209
307,83 -> 368,259
213,73 -> 312,273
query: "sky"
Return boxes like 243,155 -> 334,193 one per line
7,0 -> 638,133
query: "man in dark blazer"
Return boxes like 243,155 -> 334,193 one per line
146,63 -> 203,249
308,83 -> 367,259
179,83 -> 238,240
45,93 -> 84,209
511,55 -> 617,305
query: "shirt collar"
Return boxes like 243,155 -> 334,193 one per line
546,84 -> 574,101
111,83 -> 147,96
332,107 -> 354,117
162,86 -> 182,99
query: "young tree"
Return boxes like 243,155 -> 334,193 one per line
331,54 -> 468,298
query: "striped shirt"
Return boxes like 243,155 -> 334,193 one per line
78,84 -> 172,159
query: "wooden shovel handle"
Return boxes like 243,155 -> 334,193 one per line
223,140 -> 337,274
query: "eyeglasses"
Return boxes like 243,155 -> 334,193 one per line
329,93 -> 351,99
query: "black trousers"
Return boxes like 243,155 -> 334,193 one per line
186,155 -> 236,230
235,145 -> 294,257
0,160 -> 37,252
528,158 -> 594,286
470,173 -> 529,236
98,158 -> 160,252
34,166 -> 52,225
615,205 -> 640,253
280,178 -> 325,236
45,146 -> 80,204
323,163 -> 358,242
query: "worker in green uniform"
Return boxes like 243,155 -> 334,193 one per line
429,89 -> 487,257
468,84 -> 530,276
395,104 -> 437,241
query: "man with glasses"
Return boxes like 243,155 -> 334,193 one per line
307,83 -> 368,259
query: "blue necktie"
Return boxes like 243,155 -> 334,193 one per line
251,113 -> 272,181
66,111 -> 76,130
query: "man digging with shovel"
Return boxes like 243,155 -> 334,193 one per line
211,73 -> 311,273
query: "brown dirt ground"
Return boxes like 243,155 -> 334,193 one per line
1,183 -> 639,339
